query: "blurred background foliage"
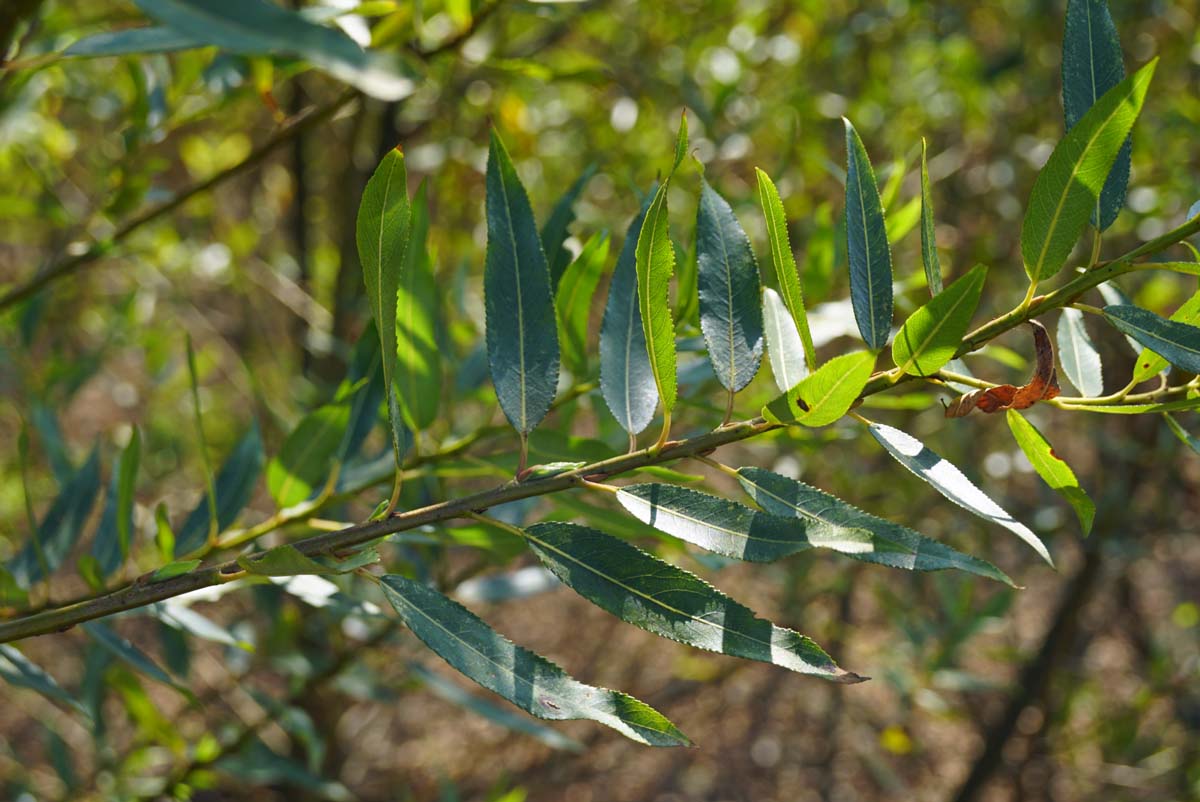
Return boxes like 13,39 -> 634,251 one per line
1,0 -> 1198,800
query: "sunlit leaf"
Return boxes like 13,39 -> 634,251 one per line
379,574 -> 690,746
1021,59 -> 1156,281
1056,308 -> 1104,396
919,139 -> 943,295
843,118 -> 893,350
892,264 -> 986,376
755,168 -> 816,369
394,180 -> 441,432
762,288 -> 808,394
1006,411 -> 1095,535
635,181 -> 678,417
697,177 -> 764,393
524,522 -> 864,682
267,402 -> 352,508
1125,291 -> 1200,383
868,423 -> 1053,566
556,232 -> 610,376
763,350 -> 875,427
485,130 -> 561,436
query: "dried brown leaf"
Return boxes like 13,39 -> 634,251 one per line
945,321 -> 1060,417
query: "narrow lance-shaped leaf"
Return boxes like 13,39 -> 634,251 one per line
868,422 -> 1054,566
1063,0 -> 1130,231
175,422 -> 264,556
92,428 -> 141,578
600,189 -> 659,436
636,182 -> 678,417
617,481 -> 1013,584
843,118 -> 893,350
755,168 -> 816,368
484,130 -> 561,436
762,288 -> 808,394
541,164 -> 596,288
1103,304 -> 1200,374
131,0 -> 414,100
83,621 -> 193,699
892,264 -> 987,376
185,336 -> 219,545
266,401 -> 352,508
379,574 -> 689,746
763,350 -> 875,427
1006,411 -> 1095,535
356,146 -> 411,469
1056,307 -> 1104,396
556,232 -> 610,377
919,139 -> 943,295
8,447 -> 102,589
697,177 -> 764,393
0,645 -> 90,718
336,325 -> 386,464
65,26 -> 206,57
1125,290 -> 1200,384
395,180 -> 441,432
1021,59 -> 1157,281
1164,414 -> 1200,456
1096,281 -> 1144,355
524,521 -> 864,682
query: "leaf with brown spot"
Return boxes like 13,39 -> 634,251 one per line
945,321 -> 1061,417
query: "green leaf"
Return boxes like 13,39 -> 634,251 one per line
65,25 -> 204,57
0,645 -> 90,718
8,447 -> 102,589
635,181 -> 678,416
843,118 -> 893,350
1064,398 -> 1200,414
379,574 -> 690,746
867,423 -> 1053,566
152,559 -> 201,581
618,481 -> 1013,584
1021,59 -> 1157,281
155,503 -> 175,563
394,180 -> 441,432
1057,308 -> 1104,396
238,545 -> 340,576
524,522 -> 864,682
555,232 -> 610,376
755,168 -> 816,369
763,350 -> 875,427
1097,281 -> 1145,355
1164,414 -> 1200,456
266,401 -> 352,508
1103,304 -> 1200,374
175,423 -> 264,556
541,164 -> 596,288
1006,411 -> 1095,535
336,325 -> 386,464
1125,291 -> 1200,383
919,139 -> 943,295
673,110 -> 689,169
762,288 -> 808,394
697,177 -> 764,392
600,188 -> 659,436
132,0 -> 414,100
892,264 -> 987,376
92,428 -> 141,578
356,147 -> 411,469
83,622 -> 192,699
1063,0 -> 1129,231
485,130 -> 561,436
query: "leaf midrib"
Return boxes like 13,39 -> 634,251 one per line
898,270 -> 980,374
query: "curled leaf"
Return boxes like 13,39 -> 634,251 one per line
945,321 -> 1060,417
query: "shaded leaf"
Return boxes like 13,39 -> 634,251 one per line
541,164 -> 596,288
356,147 -> 411,468
556,232 -> 610,376
1021,59 -> 1156,281
92,428 -> 141,578
267,401 -> 351,508
485,130 -> 561,436
0,645 -> 89,718
763,350 -> 875,427
1096,281 -> 1145,355
892,264 -> 987,376
868,422 -> 1053,565
1125,291 -> 1200,383
8,447 -> 102,589
176,423 -> 264,556
1006,411 -> 1095,534
618,481 -> 1013,584
944,321 -> 1061,416
65,25 -> 204,57
1103,304 -> 1200,374
524,521 -> 864,682
1062,0 -> 1129,231
755,168 -> 816,369
762,287 -> 808,394
1164,414 -> 1200,456
394,180 -> 442,432
336,325 -> 386,463
920,139 -> 943,295
1056,308 -> 1104,396
843,118 -> 893,350
600,188 -> 659,436
379,574 -> 689,746
132,0 -> 414,100
83,621 -> 192,698
697,178 -> 764,392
